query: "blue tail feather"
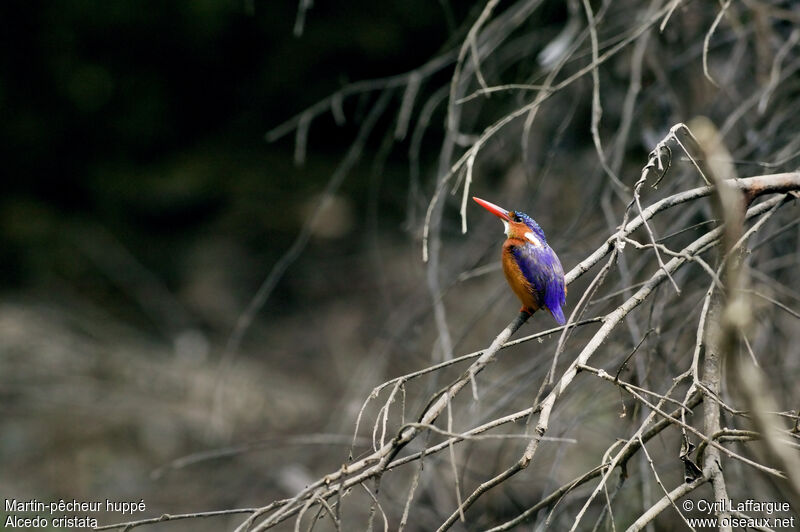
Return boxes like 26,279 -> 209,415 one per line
549,304 -> 566,326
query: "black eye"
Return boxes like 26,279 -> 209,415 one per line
512,213 -> 521,222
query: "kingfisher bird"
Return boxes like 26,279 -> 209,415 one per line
473,196 -> 567,325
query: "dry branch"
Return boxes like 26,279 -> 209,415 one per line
95,168 -> 800,532
95,2 -> 800,530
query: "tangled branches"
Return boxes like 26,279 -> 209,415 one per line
99,0 -> 800,530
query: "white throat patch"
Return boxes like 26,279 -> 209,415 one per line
502,220 -> 509,236
524,231 -> 542,246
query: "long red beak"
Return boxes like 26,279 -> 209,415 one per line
473,196 -> 511,221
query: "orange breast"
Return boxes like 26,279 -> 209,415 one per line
502,244 -> 539,312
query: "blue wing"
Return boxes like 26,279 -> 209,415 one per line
512,243 -> 567,325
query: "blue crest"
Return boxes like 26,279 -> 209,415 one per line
512,211 -> 547,243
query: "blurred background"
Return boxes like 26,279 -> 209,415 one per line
0,0 -> 466,528
2,1 -> 799,531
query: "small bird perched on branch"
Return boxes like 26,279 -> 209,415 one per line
473,196 -> 567,325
